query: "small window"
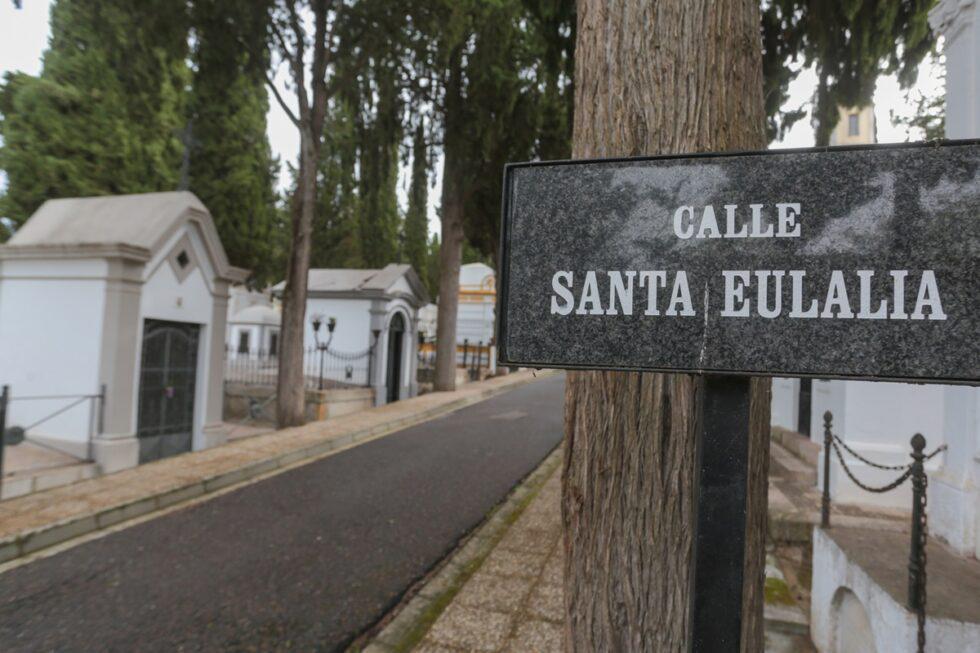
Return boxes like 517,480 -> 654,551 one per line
269,332 -> 279,357
176,250 -> 190,269
848,114 -> 860,136
238,331 -> 250,354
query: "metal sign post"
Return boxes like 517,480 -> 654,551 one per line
690,375 -> 750,651
495,141 -> 980,651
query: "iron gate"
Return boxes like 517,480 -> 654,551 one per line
137,319 -> 200,463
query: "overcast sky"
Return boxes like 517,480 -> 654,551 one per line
1,0 -> 944,236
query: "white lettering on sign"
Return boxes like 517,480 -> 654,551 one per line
552,269 -> 948,321
551,203 -> 949,321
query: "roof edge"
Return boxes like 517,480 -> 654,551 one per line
0,242 -> 152,262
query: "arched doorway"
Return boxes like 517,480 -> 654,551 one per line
385,312 -> 406,403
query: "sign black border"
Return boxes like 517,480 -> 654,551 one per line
495,139 -> 980,385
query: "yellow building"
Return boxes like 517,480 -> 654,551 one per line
829,105 -> 876,145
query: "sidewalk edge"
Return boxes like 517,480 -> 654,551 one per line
356,446 -> 564,653
0,370 -> 558,568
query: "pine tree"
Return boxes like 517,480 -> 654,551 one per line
0,0 -> 189,232
403,120 -> 430,287
187,0 -> 280,287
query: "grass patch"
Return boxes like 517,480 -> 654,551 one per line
764,576 -> 796,606
379,450 -> 562,652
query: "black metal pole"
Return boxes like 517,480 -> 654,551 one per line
462,339 -> 469,369
689,374 -> 751,653
318,347 -> 325,391
97,383 -> 106,434
0,385 -> 8,499
821,410 -> 833,529
907,433 -> 927,609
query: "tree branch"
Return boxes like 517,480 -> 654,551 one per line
264,69 -> 301,127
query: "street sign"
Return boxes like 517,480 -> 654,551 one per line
497,141 -> 980,384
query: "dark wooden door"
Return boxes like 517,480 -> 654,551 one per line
386,313 -> 405,404
137,319 -> 200,463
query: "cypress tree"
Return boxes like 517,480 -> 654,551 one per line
403,120 -> 430,287
0,0 -> 189,232
187,0 -> 280,287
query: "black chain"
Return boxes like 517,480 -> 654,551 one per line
829,437 -> 912,493
323,345 -> 374,361
831,432 -> 910,470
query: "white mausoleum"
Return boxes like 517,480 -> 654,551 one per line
226,286 -> 281,358
0,192 -> 247,472
456,262 -> 496,346
274,264 -> 429,406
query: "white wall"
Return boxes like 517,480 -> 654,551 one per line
807,380 -> 945,510
136,225 -> 218,451
927,0 -> 980,559
811,528 -> 980,653
0,258 -> 107,454
457,299 -> 495,345
771,377 -> 800,431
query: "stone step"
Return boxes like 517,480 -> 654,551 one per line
2,462 -> 99,501
770,440 -> 817,486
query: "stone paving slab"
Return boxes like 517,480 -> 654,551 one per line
365,446 -> 821,653
0,370 -> 554,565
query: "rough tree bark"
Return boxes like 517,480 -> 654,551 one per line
433,46 -> 465,392
562,1 -> 771,651
272,1 -> 331,427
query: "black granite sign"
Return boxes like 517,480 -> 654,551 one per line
497,141 -> 980,384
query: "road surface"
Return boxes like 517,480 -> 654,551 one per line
0,374 -> 565,652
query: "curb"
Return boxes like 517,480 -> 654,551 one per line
0,370 -> 558,568
356,446 -> 564,653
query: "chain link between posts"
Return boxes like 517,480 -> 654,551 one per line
829,432 -> 946,492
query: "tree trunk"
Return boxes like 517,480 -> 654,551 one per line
433,47 -> 465,392
276,128 -> 317,427
562,1 -> 770,651
433,161 -> 464,391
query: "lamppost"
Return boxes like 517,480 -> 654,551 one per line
311,315 -> 337,390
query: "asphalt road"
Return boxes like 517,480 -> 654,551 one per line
0,374 -> 565,653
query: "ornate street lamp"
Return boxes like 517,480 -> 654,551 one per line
311,315 -> 337,390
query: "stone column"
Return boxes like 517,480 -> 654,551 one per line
407,312 -> 420,398
927,0 -> 980,556
200,281 -> 230,450
93,257 -> 144,473
369,300 -> 388,406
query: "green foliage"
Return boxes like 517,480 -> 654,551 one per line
403,121 -> 430,288
762,0 -> 937,145
187,0 -> 281,287
891,46 -> 946,141
312,100 -> 365,269
0,0 -> 189,232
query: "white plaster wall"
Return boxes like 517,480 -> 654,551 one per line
811,381 -> 945,510
811,527 -> 980,652
927,0 -> 980,560
0,258 -> 107,452
136,226 -> 217,452
305,297 -> 374,353
771,377 -> 800,431
930,386 -> 980,557
457,300 -> 495,345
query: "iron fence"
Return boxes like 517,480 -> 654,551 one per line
820,411 -> 947,653
417,338 -> 492,381
225,346 -> 373,391
0,384 -> 105,494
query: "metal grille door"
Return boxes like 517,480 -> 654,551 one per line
137,320 -> 200,463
